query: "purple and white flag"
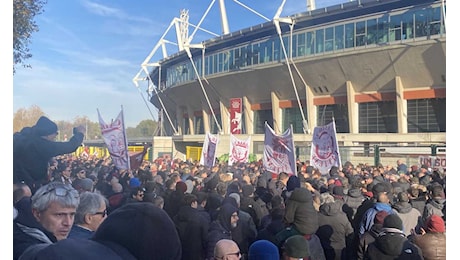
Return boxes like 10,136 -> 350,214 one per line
228,134 -> 250,166
263,122 -> 296,175
98,108 -> 130,170
200,132 -> 219,168
310,121 -> 341,175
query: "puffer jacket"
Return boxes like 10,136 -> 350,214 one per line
412,232 -> 446,260
364,229 -> 424,260
284,187 -> 319,235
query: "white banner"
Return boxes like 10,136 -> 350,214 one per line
228,134 -> 251,166
98,108 -> 130,170
263,122 -> 296,175
200,132 -> 219,168
310,121 -> 341,175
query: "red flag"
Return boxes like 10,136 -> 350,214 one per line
129,144 -> 148,171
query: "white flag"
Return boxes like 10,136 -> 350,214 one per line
263,122 -> 297,175
228,134 -> 251,166
310,121 -> 341,175
200,132 -> 219,168
97,108 -> 130,170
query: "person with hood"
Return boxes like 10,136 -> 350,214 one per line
364,214 -> 423,260
422,184 -> 446,223
14,116 -> 86,193
275,187 -> 324,259
316,192 -> 354,260
206,203 -> 240,259
173,193 -> 209,260
392,191 -> 422,237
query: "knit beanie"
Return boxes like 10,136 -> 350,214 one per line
424,214 -> 445,233
383,214 -> 403,230
248,240 -> 279,260
33,116 -> 58,136
283,235 -> 310,258
286,175 -> 300,192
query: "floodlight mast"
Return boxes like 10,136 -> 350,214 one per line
133,0 -> 318,135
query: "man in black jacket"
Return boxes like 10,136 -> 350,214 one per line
13,116 -> 85,193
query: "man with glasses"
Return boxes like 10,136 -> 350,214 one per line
13,116 -> 86,194
13,182 -> 80,260
68,192 -> 108,239
214,239 -> 241,260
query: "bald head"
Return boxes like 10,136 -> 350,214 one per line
214,239 -> 240,259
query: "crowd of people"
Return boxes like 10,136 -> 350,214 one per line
13,116 -> 447,260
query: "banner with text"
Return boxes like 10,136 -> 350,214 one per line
230,98 -> 242,134
310,121 -> 341,175
200,132 -> 219,168
228,134 -> 251,166
263,122 -> 296,175
97,108 -> 130,170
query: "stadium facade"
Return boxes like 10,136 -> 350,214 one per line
134,0 -> 446,164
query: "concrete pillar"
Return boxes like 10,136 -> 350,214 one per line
176,105 -> 183,135
220,101 -> 229,134
306,83 -> 315,133
271,91 -> 281,133
187,106 -> 195,135
395,76 -> 407,133
243,96 -> 254,134
202,106 -> 210,134
346,81 -> 359,134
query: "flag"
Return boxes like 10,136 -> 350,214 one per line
310,121 -> 341,175
230,98 -> 242,134
263,122 -> 296,175
200,132 -> 219,168
228,134 -> 250,166
129,144 -> 149,171
97,108 -> 130,170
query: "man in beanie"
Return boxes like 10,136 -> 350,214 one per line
14,116 -> 86,193
411,214 -> 446,260
281,235 -> 310,260
365,214 -> 423,259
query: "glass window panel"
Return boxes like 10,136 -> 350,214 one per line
317,104 -> 349,133
283,108 -> 305,133
407,98 -> 445,132
325,27 -> 334,52
345,23 -> 355,48
367,18 -> 377,44
315,29 -> 324,53
334,25 -> 344,50
254,110 -> 273,134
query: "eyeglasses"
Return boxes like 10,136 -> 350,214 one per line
215,251 -> 241,259
40,184 -> 77,198
227,251 -> 241,257
94,209 -> 107,217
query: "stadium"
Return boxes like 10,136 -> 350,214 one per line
132,0 -> 446,166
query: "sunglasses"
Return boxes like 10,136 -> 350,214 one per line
94,209 -> 107,217
40,184 -> 78,198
